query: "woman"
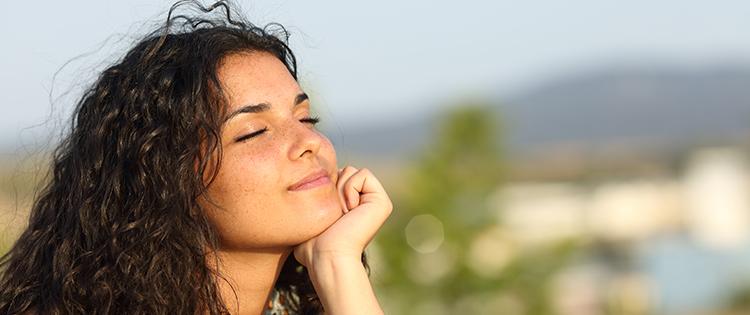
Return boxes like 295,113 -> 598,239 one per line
0,1 -> 392,314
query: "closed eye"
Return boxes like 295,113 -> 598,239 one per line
235,127 -> 267,142
300,115 -> 320,125
235,116 -> 321,143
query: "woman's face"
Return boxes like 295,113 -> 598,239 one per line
201,51 -> 343,251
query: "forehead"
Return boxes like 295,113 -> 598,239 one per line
217,51 -> 300,110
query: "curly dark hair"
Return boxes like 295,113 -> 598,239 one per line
0,1 -> 368,314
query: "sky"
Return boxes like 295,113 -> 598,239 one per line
2,0 -> 750,149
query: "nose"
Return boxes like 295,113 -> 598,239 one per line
288,122 -> 322,160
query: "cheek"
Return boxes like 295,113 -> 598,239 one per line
219,149 -> 279,196
202,150 -> 284,247
319,134 -> 337,165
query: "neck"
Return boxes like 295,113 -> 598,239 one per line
210,247 -> 292,315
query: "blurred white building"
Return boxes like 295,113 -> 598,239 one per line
588,179 -> 683,243
490,178 -> 683,246
490,146 -> 750,250
489,182 -> 589,246
683,147 -> 750,249
485,146 -> 750,314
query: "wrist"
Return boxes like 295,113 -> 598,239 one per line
307,252 -> 383,315
309,252 -> 364,285
310,250 -> 361,268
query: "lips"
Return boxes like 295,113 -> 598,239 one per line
288,169 -> 329,191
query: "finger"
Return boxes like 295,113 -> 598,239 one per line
344,179 -> 360,210
340,168 -> 394,242
342,168 -> 391,212
345,168 -> 388,201
337,166 -> 358,213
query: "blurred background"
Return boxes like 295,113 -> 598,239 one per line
2,1 -> 750,314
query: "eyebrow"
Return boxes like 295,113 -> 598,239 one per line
223,92 -> 309,123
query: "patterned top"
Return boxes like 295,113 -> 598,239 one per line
262,289 -> 289,315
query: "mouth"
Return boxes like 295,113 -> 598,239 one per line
288,169 -> 331,191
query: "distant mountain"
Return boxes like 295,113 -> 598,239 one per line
332,65 -> 750,163
501,66 -> 750,151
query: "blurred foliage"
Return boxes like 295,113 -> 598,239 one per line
0,154 -> 48,257
726,282 -> 750,313
372,102 -> 579,315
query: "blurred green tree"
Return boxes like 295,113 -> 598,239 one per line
371,101 -> 578,315
725,282 -> 750,314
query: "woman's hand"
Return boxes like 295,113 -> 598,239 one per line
293,166 -> 393,268
291,166 -> 391,314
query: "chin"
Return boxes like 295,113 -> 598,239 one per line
298,200 -> 343,239
284,185 -> 342,237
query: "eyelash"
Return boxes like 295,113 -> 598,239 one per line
235,115 -> 321,143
